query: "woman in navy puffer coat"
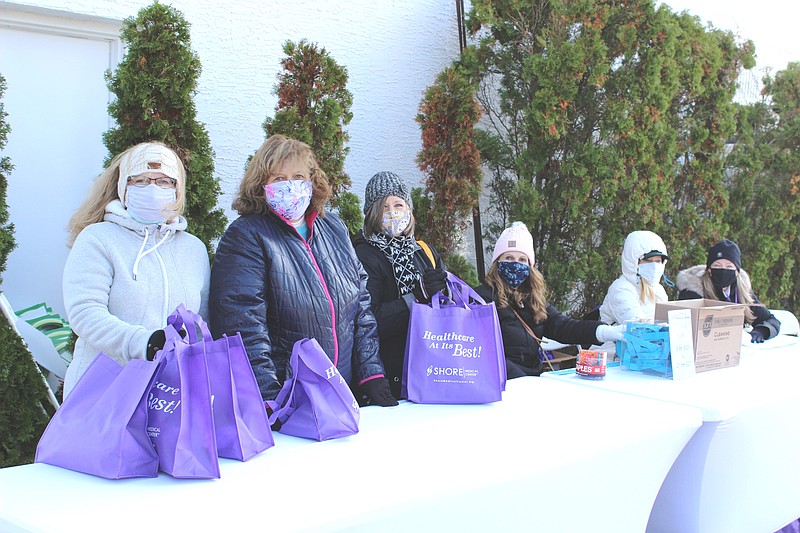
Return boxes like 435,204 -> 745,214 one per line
210,135 -> 396,407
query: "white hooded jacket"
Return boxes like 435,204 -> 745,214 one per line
599,231 -> 669,325
62,200 -> 210,397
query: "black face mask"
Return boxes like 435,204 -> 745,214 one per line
710,268 -> 737,289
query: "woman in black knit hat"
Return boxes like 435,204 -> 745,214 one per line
353,171 -> 447,400
676,239 -> 780,342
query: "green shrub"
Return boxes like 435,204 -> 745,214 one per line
334,190 -> 363,236
104,1 -> 226,254
0,74 -> 14,282
264,39 -> 354,205
445,253 -> 480,288
465,0 -> 753,315
0,73 -> 53,467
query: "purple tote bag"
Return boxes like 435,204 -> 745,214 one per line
266,338 -> 360,441
147,328 -> 220,479
167,306 -> 274,461
36,353 -> 159,479
402,272 -> 506,404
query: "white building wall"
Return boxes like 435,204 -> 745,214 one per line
5,0 -> 461,219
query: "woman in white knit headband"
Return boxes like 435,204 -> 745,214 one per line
62,141 -> 209,397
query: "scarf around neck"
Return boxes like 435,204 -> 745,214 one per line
367,232 -> 420,296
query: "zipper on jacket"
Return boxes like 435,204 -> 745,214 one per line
284,213 -> 340,366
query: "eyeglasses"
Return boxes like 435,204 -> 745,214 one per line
127,176 -> 177,189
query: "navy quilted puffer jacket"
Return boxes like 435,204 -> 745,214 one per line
209,210 -> 385,401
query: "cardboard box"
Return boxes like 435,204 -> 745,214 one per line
654,299 -> 745,373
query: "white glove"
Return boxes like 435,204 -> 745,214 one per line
540,337 -> 571,352
596,324 -> 625,343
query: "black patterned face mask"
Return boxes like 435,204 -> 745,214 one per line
498,261 -> 530,289
367,232 -> 420,296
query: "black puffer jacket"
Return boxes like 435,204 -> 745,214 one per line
475,284 -> 602,378
353,233 -> 442,399
676,264 -> 781,338
209,211 -> 385,401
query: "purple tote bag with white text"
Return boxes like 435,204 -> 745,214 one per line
147,328 -> 220,479
402,272 -> 506,404
266,338 -> 360,441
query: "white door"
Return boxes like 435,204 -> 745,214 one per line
0,8 -> 120,318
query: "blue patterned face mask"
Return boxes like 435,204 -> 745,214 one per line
497,261 -> 530,289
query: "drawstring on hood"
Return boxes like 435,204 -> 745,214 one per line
132,226 -> 173,280
104,200 -> 186,324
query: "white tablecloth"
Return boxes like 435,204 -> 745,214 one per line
0,377 -> 701,533
543,336 -> 800,533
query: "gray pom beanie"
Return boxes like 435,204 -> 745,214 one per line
363,171 -> 413,214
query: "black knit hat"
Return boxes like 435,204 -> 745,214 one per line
707,239 -> 741,270
363,171 -> 413,214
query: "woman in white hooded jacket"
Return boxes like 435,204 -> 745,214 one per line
62,142 -> 209,397
600,230 -> 670,326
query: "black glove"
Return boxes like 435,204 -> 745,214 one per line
361,378 -> 399,407
146,330 -> 166,361
750,327 -> 768,343
413,268 -> 448,304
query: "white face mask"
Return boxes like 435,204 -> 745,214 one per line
125,184 -> 177,224
637,262 -> 665,286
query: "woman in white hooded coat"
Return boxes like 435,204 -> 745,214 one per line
62,142 -> 210,397
599,230 -> 670,326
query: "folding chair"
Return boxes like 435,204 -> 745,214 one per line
0,293 -> 62,408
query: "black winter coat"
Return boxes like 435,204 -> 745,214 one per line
209,211 -> 385,401
677,290 -> 780,339
475,284 -> 602,378
352,233 -> 442,399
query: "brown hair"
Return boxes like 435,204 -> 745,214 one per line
363,196 -> 415,237
485,260 -> 549,323
232,135 -> 331,216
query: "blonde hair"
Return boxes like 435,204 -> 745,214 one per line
700,269 -> 757,323
363,196 -> 415,237
485,260 -> 549,323
232,135 -> 331,216
67,141 -> 186,246
639,280 -> 656,304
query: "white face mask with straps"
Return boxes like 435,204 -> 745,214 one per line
126,184 -> 177,224
637,262 -> 665,286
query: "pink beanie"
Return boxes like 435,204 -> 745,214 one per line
492,221 -> 535,265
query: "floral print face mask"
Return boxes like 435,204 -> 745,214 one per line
381,210 -> 412,237
264,179 -> 313,221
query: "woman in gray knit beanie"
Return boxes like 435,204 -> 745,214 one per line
353,171 -> 447,400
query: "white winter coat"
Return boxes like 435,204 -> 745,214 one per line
62,201 -> 210,396
599,231 -> 669,325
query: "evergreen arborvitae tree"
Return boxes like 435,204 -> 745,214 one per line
466,0 -> 753,313
0,73 -> 54,467
104,1 -> 226,252
416,63 -> 483,258
725,63 -> 800,311
264,39 -> 354,207
0,74 -> 14,277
